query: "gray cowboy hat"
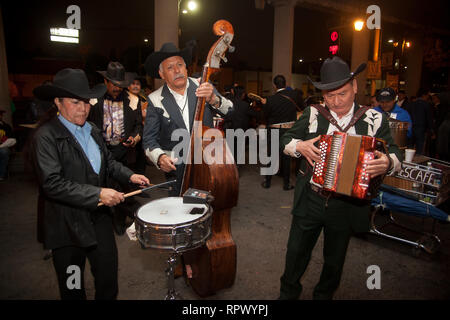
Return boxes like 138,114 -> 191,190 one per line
33,68 -> 106,101
144,42 -> 192,79
308,56 -> 366,91
97,61 -> 134,88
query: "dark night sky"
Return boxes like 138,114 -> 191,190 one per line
2,0 -> 449,75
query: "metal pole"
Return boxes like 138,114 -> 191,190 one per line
371,28 -> 381,96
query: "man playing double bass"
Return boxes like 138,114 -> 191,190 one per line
142,42 -> 233,195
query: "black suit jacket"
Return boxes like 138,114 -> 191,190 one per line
263,89 -> 298,125
143,78 -> 229,153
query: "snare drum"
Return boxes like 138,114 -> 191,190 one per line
135,197 -> 212,252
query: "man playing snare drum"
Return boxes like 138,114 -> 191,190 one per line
31,68 -> 149,299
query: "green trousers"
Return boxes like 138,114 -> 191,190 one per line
280,188 -> 354,300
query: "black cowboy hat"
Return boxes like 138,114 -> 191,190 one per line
33,68 -> 106,101
308,56 -> 366,91
144,42 -> 192,79
97,61 -> 134,88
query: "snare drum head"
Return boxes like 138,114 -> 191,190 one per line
136,197 -> 208,225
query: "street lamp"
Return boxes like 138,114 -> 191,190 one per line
354,20 -> 364,31
187,1 -> 198,11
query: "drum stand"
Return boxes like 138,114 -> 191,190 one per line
165,252 -> 182,300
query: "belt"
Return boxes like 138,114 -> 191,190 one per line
309,183 -> 333,199
310,183 -> 325,194
269,121 -> 295,129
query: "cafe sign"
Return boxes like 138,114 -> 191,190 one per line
396,162 -> 442,187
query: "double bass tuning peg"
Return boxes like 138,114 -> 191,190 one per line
228,45 -> 235,53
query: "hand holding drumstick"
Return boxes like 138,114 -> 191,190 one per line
98,179 -> 177,207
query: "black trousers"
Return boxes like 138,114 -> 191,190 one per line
263,128 -> 291,186
51,213 -> 118,300
280,188 -> 353,300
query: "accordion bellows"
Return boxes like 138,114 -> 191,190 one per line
311,132 -> 386,200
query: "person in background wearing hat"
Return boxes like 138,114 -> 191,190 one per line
128,75 -> 150,127
31,68 -> 149,299
374,87 -> 413,140
143,42 -> 233,196
89,62 -> 143,166
0,109 -> 16,181
88,62 -> 144,235
278,57 -> 402,300
128,75 -> 149,174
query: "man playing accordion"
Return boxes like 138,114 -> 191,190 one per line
279,56 -> 402,300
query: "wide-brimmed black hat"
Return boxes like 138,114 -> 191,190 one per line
144,42 -> 192,79
97,61 -> 134,88
33,68 -> 106,101
308,56 -> 366,91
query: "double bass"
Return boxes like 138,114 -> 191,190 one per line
180,20 -> 239,297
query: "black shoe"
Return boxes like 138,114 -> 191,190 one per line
261,181 -> 271,189
283,184 -> 294,191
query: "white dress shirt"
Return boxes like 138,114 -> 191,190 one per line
167,81 -> 191,131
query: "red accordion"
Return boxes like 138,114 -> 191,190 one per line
311,132 -> 386,200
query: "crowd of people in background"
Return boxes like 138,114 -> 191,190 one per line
370,87 -> 449,161
218,82 -> 450,162
2,68 -> 450,183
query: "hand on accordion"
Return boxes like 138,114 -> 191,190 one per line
366,150 -> 390,178
296,135 -> 321,166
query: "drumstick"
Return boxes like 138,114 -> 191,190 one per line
97,180 -> 177,207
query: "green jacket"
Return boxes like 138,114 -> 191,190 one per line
281,104 -> 403,232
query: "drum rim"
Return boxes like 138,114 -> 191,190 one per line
134,197 -> 212,228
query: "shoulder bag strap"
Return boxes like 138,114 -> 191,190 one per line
279,94 -> 302,112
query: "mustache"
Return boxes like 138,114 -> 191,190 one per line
173,73 -> 185,81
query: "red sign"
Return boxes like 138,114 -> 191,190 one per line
329,45 -> 339,55
331,31 -> 338,42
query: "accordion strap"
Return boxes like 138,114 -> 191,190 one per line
311,104 -> 371,133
